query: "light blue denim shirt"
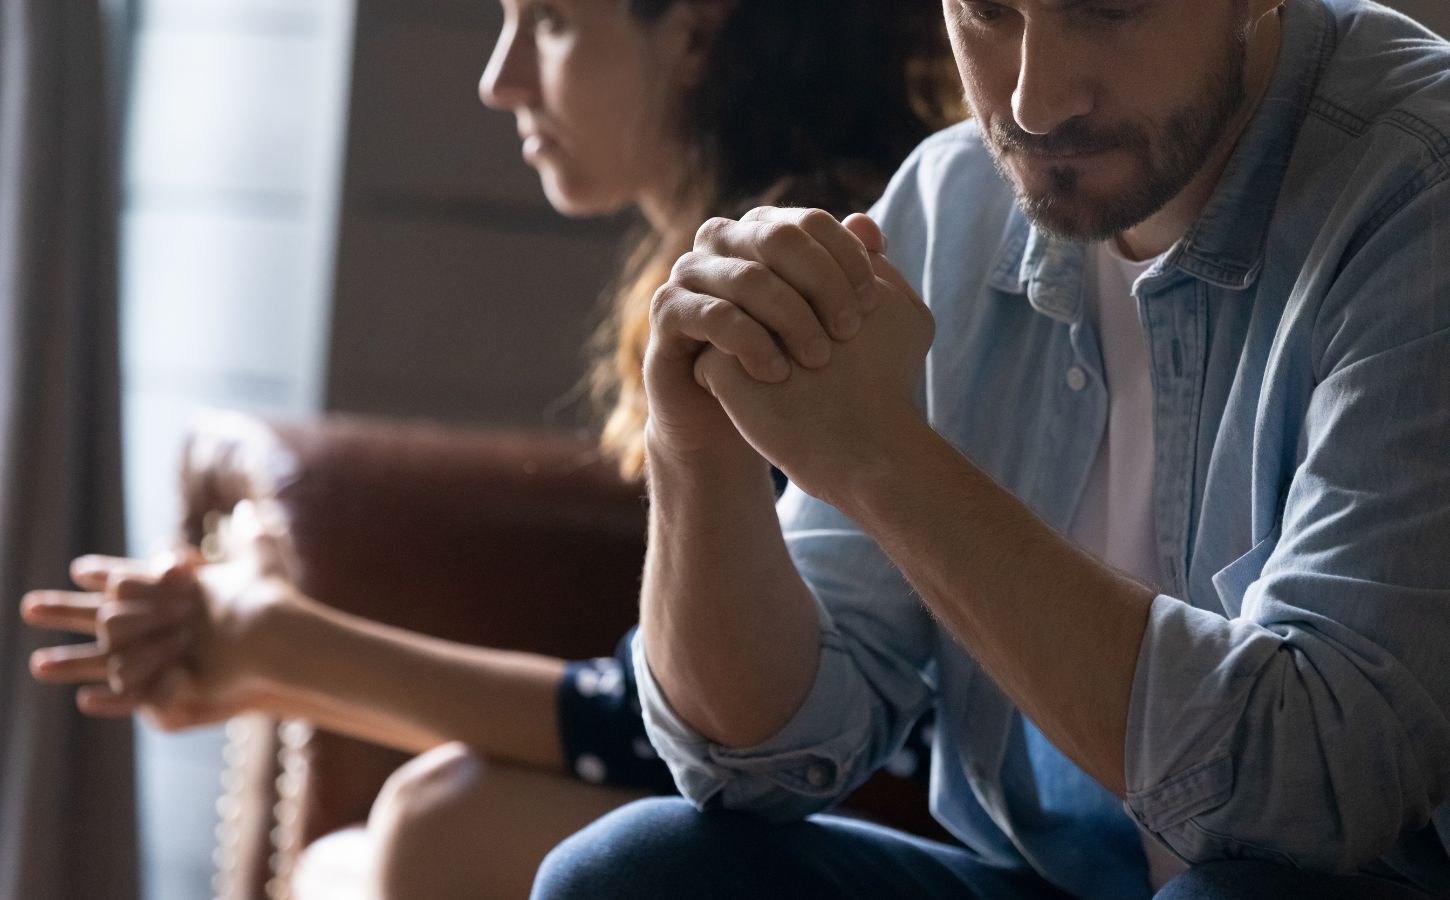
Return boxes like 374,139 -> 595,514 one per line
635,1 -> 1450,896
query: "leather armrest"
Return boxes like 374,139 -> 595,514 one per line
180,410 -> 647,657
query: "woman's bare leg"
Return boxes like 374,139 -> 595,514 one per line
366,742 -> 647,900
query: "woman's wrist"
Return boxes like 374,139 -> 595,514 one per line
220,574 -> 314,692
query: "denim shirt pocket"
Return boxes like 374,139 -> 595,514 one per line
1211,527 -> 1281,618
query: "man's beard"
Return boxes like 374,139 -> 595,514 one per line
984,26 -> 1249,243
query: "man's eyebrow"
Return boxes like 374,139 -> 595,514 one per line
976,0 -> 1144,12
1043,0 -> 1139,8
978,0 -> 1090,10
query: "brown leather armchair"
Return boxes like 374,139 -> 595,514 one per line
181,411 -> 939,900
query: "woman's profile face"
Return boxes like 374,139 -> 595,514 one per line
480,0 -> 697,220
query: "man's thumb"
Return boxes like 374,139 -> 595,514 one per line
843,213 -> 887,256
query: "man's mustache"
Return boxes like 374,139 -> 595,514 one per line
989,117 -> 1147,157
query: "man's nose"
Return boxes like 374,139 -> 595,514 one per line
1011,26 -> 1094,136
479,22 -> 536,111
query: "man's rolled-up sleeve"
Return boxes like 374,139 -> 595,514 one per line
635,486 -> 936,822
1124,183 -> 1450,871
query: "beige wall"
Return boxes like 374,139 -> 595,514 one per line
324,0 -> 625,428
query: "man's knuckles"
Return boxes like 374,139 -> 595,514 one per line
698,209 -> 828,261
755,221 -> 815,260
693,216 -> 735,248
795,207 -> 840,235
739,205 -> 833,228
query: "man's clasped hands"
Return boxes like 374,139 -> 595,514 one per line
23,207 -> 936,721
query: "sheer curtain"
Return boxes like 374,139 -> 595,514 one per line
0,1 -> 137,898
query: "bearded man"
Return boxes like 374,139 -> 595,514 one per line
535,1 -> 1450,897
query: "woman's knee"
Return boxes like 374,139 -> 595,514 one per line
532,797 -> 779,899
368,742 -> 488,895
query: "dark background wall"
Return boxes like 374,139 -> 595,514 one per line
325,0 -> 628,429
1394,0 -> 1449,35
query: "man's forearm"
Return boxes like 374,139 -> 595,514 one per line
837,416 -> 1154,796
251,597 -> 567,768
640,440 -> 822,748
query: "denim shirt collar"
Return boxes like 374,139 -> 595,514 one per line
987,0 -> 1336,312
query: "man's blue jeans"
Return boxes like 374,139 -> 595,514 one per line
530,798 -> 1436,900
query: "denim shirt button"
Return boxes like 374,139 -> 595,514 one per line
1066,366 -> 1087,392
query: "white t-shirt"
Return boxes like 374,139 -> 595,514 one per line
1068,240 -> 1164,590
1068,240 -> 1186,890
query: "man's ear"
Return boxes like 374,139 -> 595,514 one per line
656,0 -> 735,89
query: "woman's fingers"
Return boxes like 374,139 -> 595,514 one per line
76,684 -> 140,718
30,555 -> 202,716
70,545 -> 201,594
30,642 -> 108,682
69,555 -> 146,592
109,569 -> 197,606
30,611 -> 189,679
107,631 -> 190,697
98,600 -> 191,652
25,578 -> 193,665
39,630 -> 192,718
21,590 -> 102,635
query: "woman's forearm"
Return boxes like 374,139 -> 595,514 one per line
240,683 -> 453,755
247,595 -> 567,769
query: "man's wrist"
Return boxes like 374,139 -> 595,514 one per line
644,420 -> 768,484
819,405 -> 942,517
